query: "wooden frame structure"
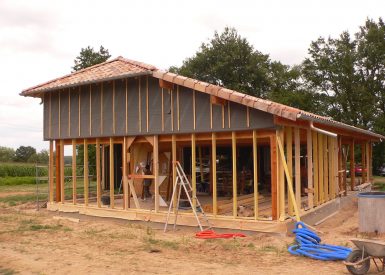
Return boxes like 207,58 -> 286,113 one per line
23,56 -> 383,233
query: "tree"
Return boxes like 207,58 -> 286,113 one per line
0,146 -> 15,162
14,146 -> 36,162
72,46 -> 111,72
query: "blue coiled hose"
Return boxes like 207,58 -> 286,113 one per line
288,222 -> 352,261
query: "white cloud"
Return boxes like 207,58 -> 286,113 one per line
0,0 -> 384,151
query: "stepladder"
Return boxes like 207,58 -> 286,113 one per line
164,161 -> 211,232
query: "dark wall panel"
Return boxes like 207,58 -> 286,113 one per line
230,102 -> 247,130
195,92 -> 210,132
148,77 -> 162,133
179,87 -> 193,132
140,77 -> 147,133
91,84 -> 101,137
43,94 -> 49,139
115,79 -> 126,136
163,89 -> 172,132
127,78 -> 139,135
60,90 -> 69,138
70,89 -> 79,138
212,104 -> 222,131
80,85 -> 90,137
50,92 -> 59,139
249,108 -> 274,129
102,82 -> 113,136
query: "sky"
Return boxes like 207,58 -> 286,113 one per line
0,0 -> 384,152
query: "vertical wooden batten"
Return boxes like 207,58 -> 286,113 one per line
122,137 -> 127,210
228,102 -> 231,128
312,131 -> 319,206
58,91 -> 61,137
365,142 -> 370,183
60,139 -> 64,203
49,93 -> 52,138
84,139 -> 89,206
350,139 -> 355,190
323,135 -> 328,201
96,138 -> 101,208
112,80 -> 116,134
192,90 -> 196,130
146,77 -> 149,132
49,141 -> 54,203
161,88 -> 164,131
212,133 -> 217,217
318,133 -> 324,203
278,129 -> 285,221
89,85 -> 92,135
101,83 -> 104,134
252,130 -> 258,219
270,134 -> 278,220
68,89 -> 71,136
109,138 -> 114,208
191,134 -> 196,209
286,127 -> 293,216
138,78 -> 142,132
171,89 -> 174,131
125,79 -> 128,134
294,128 -> 301,209
221,104 -> 225,129
72,139 -> 77,204
307,129 -> 314,209
78,87 -> 81,137
246,106 -> 250,128
154,135 -> 159,212
177,86 -> 180,131
232,131 -> 237,218
171,134 -> 177,211
55,140 -> 61,202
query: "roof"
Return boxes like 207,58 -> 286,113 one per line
20,56 -> 156,96
20,56 -> 384,140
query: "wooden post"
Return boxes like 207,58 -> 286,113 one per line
101,145 -> 105,190
96,138 -> 101,208
343,145 -> 348,196
212,133 -> 217,217
55,140 -> 61,202
154,135 -> 159,212
318,133 -> 324,204
312,132 -> 318,206
191,134 -> 196,209
323,135 -> 329,201
84,139 -> 88,206
109,138 -> 114,208
307,129 -> 314,209
350,139 -> 355,190
366,142 -> 370,183
198,147 -> 204,182
123,138 -> 129,210
60,140 -> 65,203
286,127 -> 293,216
49,141 -> 54,203
361,143 -> 366,183
252,130 -> 258,219
338,137 -> 342,194
333,137 -> 338,198
172,135 -> 177,212
270,134 -> 278,220
72,139 -> 77,204
327,137 -> 333,200
294,128 -> 301,209
278,129 -> 285,221
232,131 -> 237,218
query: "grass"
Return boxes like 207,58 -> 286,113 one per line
373,176 -> 385,191
0,176 -> 36,186
0,194 -> 48,206
0,267 -> 17,275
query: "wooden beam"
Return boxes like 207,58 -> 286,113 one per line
101,144 -> 105,190
232,131 -> 237,218
191,133 -> 196,209
96,138 -> 101,208
84,139 -> 89,206
161,88 -> 164,131
210,95 -> 227,105
138,78 -> 142,132
361,143 -> 366,183
171,89 -> 174,131
172,134 -> 177,212
294,128 -> 301,209
159,79 -> 174,90
278,129 -> 285,221
338,137 -> 343,194
221,104 -> 225,129
198,147 -> 204,182
193,90 -> 196,130
58,92 -> 61,137
60,139 -> 65,203
78,88 -> 81,137
110,138 -> 114,208
366,142 -> 370,183
125,79 -> 128,134
68,89 -> 71,136
212,133 -> 217,217
312,131 -> 319,206
270,134 -> 278,220
112,80 -> 116,134
72,139 -> 77,204
350,139 -> 355,190
55,140 -> 61,202
228,102 -> 231,128
146,77 -> 149,132
323,135 -> 329,201
49,141 -> 54,203
177,85 -> 180,131
252,130 -> 258,219
101,83 -> 103,135
89,84 -> 92,135
154,135 -> 159,212
246,106 -> 250,128
49,93 -> 52,138
318,133 -> 324,204
122,137 -> 128,210
286,127 -> 293,216
328,136 -> 333,200
210,101 -> 213,129
307,129 -> 314,209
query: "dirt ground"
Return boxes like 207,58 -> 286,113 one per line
0,196 -> 383,275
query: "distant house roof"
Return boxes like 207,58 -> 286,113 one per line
20,56 -> 156,96
20,56 -> 384,140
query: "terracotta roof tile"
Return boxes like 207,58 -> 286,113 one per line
21,56 -> 156,96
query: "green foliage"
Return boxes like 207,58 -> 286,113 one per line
76,145 -> 96,176
14,146 -> 36,162
72,45 -> 111,72
0,146 -> 15,162
0,163 -> 36,177
0,177 -> 35,186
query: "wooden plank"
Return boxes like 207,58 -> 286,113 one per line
122,137 -> 127,210
49,93 -> 52,138
172,134 -> 177,212
312,131 -> 319,206
332,137 -> 338,198
323,135 -> 328,201
198,147 -> 204,182
49,141 -> 54,203
125,79 -> 128,134
72,139 -> 77,204
228,102 -> 231,128
328,137 -> 333,200
110,138 -> 114,208
170,89 -> 174,131
361,143 -> 366,183
350,139 -> 355,190
89,84 -> 92,135
60,139 -> 65,203
78,88 -> 81,136
246,106 -> 250,128
221,104 -> 225,129
318,133 -> 324,203
55,141 -> 61,202
161,88 -> 164,131
286,127 -> 293,216
84,139 -> 89,206
210,101 -> 213,129
366,142 -> 370,183
96,138 -> 101,208
270,134 -> 278,220
193,90 -> 196,130
154,135 -> 159,212
278,129 -> 285,221
146,77 -> 149,132
112,80 -> 116,134
101,83 -> 103,134
191,133 -> 196,209
138,78 -> 141,132
212,133 -> 217,217
232,131 -> 237,218
68,89 -> 71,136
159,79 -> 174,90
307,129 -> 314,209
101,144 -> 105,190
338,137 -> 342,194
252,130 -> 258,219
177,85 -> 180,131
58,92 -> 61,137
276,136 -> 301,221
294,128 -> 301,209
